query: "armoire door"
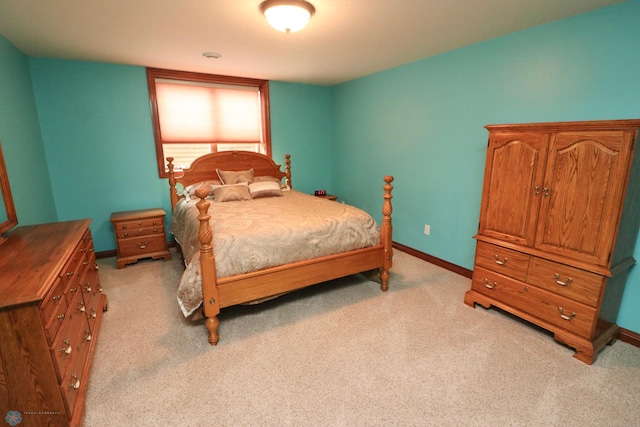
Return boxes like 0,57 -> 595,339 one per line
478,131 -> 548,247
535,130 -> 634,266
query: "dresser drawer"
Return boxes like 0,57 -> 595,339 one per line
475,241 -> 530,281
50,290 -> 88,383
115,217 -> 164,230
40,277 -> 68,344
116,224 -> 164,239
528,257 -> 604,307
473,266 -> 597,339
117,234 -> 167,258
60,320 -> 92,420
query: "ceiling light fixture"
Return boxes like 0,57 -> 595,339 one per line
259,0 -> 315,34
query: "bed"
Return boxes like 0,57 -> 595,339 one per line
167,151 -> 394,345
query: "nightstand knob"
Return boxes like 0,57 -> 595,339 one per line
122,224 -> 127,229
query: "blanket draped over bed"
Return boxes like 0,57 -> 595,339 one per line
172,190 -> 381,317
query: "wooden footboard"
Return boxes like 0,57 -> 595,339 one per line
194,176 -> 394,346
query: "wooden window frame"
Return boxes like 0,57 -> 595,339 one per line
146,67 -> 272,178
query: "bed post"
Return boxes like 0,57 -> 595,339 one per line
167,157 -> 179,209
380,176 -> 394,292
285,154 -> 292,189
194,188 -> 222,345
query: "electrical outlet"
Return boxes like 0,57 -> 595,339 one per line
424,224 -> 430,235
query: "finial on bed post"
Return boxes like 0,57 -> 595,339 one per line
194,188 -> 221,345
285,154 -> 292,189
380,175 -> 394,292
167,157 -> 179,209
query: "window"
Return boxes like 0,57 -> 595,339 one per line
146,68 -> 271,177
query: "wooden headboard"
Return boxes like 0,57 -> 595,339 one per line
167,151 -> 291,209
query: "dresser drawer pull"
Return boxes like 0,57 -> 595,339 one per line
123,232 -> 129,237
52,294 -> 63,301
94,263 -> 99,270
90,309 -> 97,319
56,314 -> 65,320
69,374 -> 80,390
84,284 -> 92,293
61,339 -> 72,355
493,254 -> 508,265
152,220 -> 157,225
69,287 -> 79,293
483,278 -> 497,289
558,307 -> 576,321
84,330 -> 92,341
122,224 -> 127,229
137,241 -> 148,249
77,301 -> 85,312
66,271 -> 75,277
554,274 -> 573,286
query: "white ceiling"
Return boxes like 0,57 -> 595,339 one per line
0,0 -> 625,86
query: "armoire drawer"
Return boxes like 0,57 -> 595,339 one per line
527,257 -> 604,307
475,241 -> 530,281
472,266 -> 597,339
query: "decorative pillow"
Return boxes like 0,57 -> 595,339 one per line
249,181 -> 283,199
217,169 -> 254,185
184,180 -> 222,198
254,175 -> 287,189
212,183 -> 251,202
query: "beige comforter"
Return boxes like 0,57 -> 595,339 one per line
171,190 -> 380,316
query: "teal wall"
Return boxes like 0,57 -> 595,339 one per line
269,81 -> 333,193
331,0 -> 640,332
0,0 -> 638,332
26,60 -> 332,252
0,37 -> 57,225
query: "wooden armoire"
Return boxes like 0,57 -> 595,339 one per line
464,119 -> 640,364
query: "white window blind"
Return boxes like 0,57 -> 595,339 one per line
155,79 -> 262,143
147,68 -> 271,177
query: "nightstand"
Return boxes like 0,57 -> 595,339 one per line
315,194 -> 338,201
110,208 -> 171,269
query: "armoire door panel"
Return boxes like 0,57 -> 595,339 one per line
478,132 -> 548,246
536,131 -> 633,266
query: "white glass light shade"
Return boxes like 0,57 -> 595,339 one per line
260,1 -> 315,33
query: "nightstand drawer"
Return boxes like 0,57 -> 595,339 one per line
114,217 -> 164,230
116,225 -> 164,239
117,235 -> 167,258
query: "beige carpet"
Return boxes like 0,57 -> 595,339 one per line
84,249 -> 640,426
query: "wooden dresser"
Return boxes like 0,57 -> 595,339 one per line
110,208 -> 171,269
464,119 -> 640,364
0,220 -> 107,426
